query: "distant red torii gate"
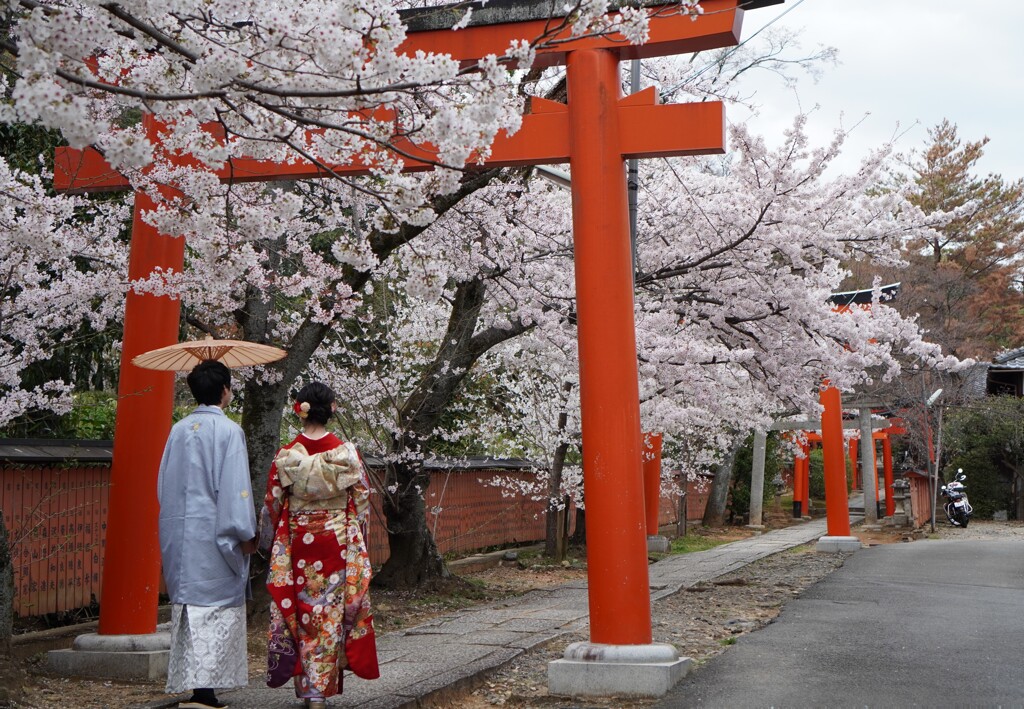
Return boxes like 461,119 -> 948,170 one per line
55,0 -> 771,651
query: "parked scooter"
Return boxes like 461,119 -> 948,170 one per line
940,468 -> 973,528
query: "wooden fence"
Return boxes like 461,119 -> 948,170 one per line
1,440 -> 708,618
906,471 -> 934,529
1,463 -> 109,618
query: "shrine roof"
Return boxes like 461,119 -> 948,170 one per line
402,0 -> 782,32
991,346 -> 1024,370
0,439 -> 113,464
398,455 -> 540,471
827,282 -> 900,307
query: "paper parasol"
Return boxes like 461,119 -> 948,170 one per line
132,336 -> 287,372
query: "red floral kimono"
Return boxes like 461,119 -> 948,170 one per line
264,433 -> 380,698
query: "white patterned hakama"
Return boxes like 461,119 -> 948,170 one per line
166,604 -> 248,693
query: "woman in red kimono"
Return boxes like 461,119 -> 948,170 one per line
263,382 -> 380,708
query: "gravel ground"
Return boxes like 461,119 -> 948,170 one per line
424,542 -> 849,709
5,520 -> 1023,708
423,520 -> 1024,709
928,518 -> 1024,540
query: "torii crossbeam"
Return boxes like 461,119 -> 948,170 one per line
54,0 -> 777,690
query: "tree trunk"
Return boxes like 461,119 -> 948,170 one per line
569,507 -> 586,545
545,441 -> 570,560
703,444 -> 740,527
371,463 -> 448,589
238,286 -> 335,497
0,510 -> 13,656
242,378 -> 290,498
372,279 -> 533,588
544,381 -> 574,560
232,168 -> 530,591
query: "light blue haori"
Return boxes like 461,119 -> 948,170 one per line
157,404 -> 257,607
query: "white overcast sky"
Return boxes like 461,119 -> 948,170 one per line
731,0 -> 1024,181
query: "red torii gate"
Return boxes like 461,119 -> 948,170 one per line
805,284 -> 905,549
54,0 -> 772,673
800,417 -> 903,520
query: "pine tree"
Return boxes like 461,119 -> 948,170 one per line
900,121 -> 1024,357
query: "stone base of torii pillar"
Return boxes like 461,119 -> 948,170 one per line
548,642 -> 692,698
815,536 -> 862,553
47,629 -> 170,680
646,535 -> 671,553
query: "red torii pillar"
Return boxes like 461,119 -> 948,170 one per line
815,385 -> 860,551
880,419 -> 909,517
801,443 -> 811,515
642,433 -> 665,535
799,441 -> 811,516
54,0 -> 762,687
791,440 -> 810,519
878,430 -> 895,517
814,288 -> 900,551
849,437 -> 860,490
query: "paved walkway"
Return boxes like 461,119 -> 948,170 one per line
656,536 -> 1024,707
149,518 -> 838,709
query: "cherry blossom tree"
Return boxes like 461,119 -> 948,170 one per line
433,117 -> 968,523
304,112 -> 968,544
0,5 -> 970,581
630,120 -> 964,521
0,0 -> 689,222
143,64 -> 961,572
0,0 -> 696,585
0,157 -> 128,428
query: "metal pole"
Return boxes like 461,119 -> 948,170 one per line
627,59 -> 641,270
930,456 -> 937,533
933,405 -> 944,530
927,410 -> 936,534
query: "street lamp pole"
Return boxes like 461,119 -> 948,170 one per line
932,403 -> 945,531
627,58 -> 641,269
926,388 -> 943,533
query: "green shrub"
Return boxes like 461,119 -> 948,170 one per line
942,396 -> 1024,519
67,391 -> 118,439
808,448 -> 825,499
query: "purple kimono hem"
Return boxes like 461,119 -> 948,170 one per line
267,612 -> 298,688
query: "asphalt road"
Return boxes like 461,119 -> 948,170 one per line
656,539 -> 1024,708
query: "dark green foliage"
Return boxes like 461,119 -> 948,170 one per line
1,325 -> 122,439
942,396 -> 1024,519
806,447 -> 853,500
808,447 -> 825,499
66,392 -> 118,440
0,123 -> 64,178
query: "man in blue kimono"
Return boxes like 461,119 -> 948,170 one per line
157,359 -> 257,709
